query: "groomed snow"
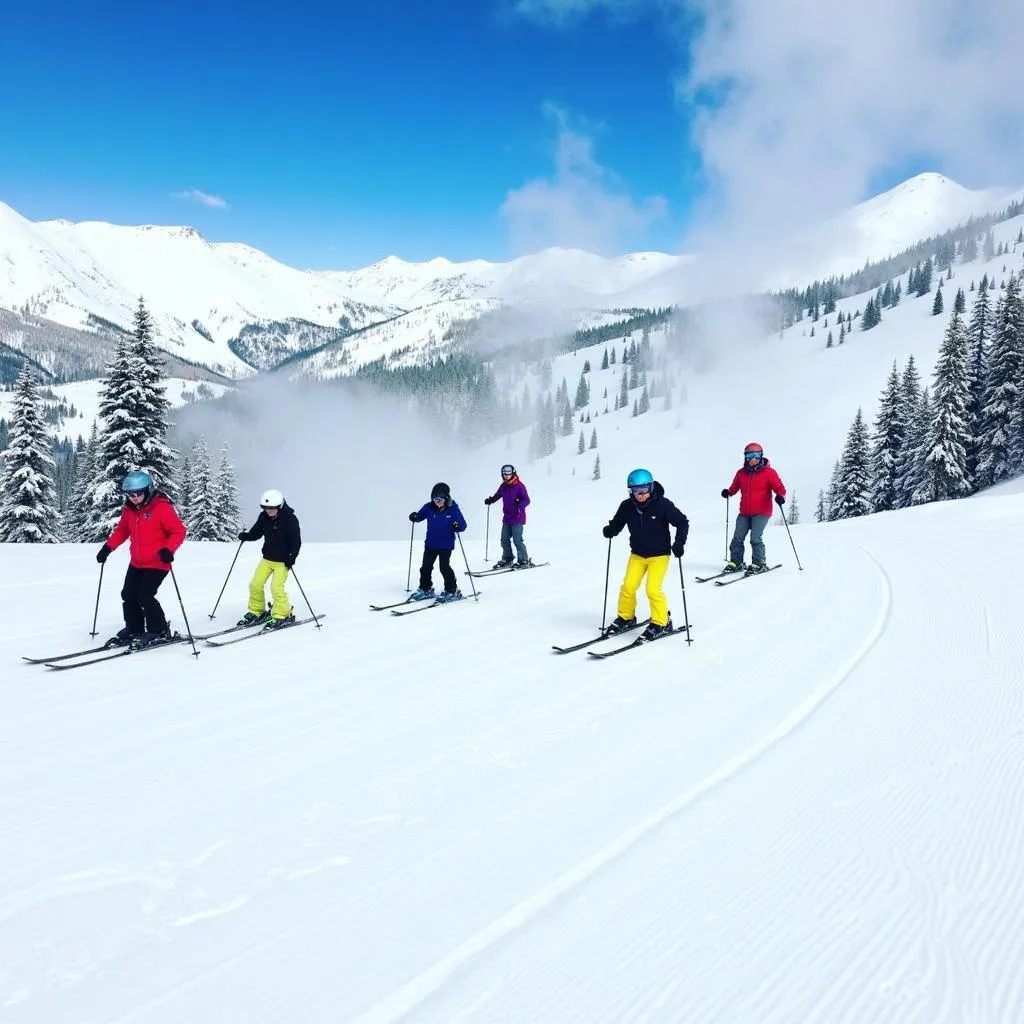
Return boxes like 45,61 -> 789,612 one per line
2,481 -> 1024,1022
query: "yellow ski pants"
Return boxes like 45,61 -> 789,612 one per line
248,559 -> 292,618
617,553 -> 671,626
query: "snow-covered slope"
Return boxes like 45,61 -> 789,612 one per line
4,485 -> 1024,1022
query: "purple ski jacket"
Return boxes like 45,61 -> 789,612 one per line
488,476 -> 530,525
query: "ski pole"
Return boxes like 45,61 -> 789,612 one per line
779,504 -> 803,571
677,557 -> 693,646
456,532 -> 479,601
208,539 -> 244,619
288,567 -> 323,629
724,494 -> 730,561
601,536 -> 612,633
484,502 -> 491,564
406,520 -> 416,592
89,562 -> 104,637
168,566 -> 200,658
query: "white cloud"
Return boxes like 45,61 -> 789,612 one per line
501,104 -> 668,256
678,0 -> 1024,254
174,188 -> 229,210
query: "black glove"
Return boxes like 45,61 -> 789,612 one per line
409,512 -> 419,522
602,524 -> 615,539
96,544 -> 111,564
775,494 -> 785,506
158,547 -> 174,564
237,530 -> 249,541
284,556 -> 295,569
721,488 -> 730,499
484,496 -> 494,505
672,538 -> 686,558
452,523 -> 463,532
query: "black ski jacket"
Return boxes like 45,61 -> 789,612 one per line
605,481 -> 688,558
242,502 -> 302,565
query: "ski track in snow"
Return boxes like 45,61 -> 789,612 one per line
3,508 -> 1024,1023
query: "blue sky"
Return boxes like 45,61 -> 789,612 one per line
2,0 -> 1020,270
0,0 -> 698,268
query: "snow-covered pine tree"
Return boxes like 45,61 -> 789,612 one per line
831,408 -> 873,519
215,443 -> 241,540
787,492 -> 800,524
592,454 -> 601,480
869,360 -> 904,512
0,363 -> 59,542
965,282 -> 993,480
63,421 -> 100,541
588,427 -> 597,449
184,437 -> 219,540
891,355 -> 922,508
976,274 -> 1022,487
825,459 -> 842,521
921,308 -> 972,500
901,389 -> 934,507
130,298 -> 178,502
815,489 -> 826,522
577,430 -> 585,454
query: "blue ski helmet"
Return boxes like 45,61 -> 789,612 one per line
626,468 -> 653,489
122,470 -> 154,495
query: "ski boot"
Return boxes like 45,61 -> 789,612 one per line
639,619 -> 673,642
435,589 -> 463,604
722,561 -> 746,574
237,608 -> 271,627
410,587 -> 435,601
104,627 -> 138,649
263,613 -> 296,631
514,559 -> 534,569
130,627 -> 173,651
745,562 -> 769,575
603,615 -> 637,636
492,558 -> 514,570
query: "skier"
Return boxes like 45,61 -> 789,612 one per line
408,482 -> 467,602
601,468 -> 688,640
483,463 -> 533,568
236,488 -> 302,629
720,442 -> 786,574
95,470 -> 187,648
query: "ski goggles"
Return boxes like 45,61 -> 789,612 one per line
744,451 -> 762,461
629,483 -> 653,495
261,504 -> 281,510
501,465 -> 515,476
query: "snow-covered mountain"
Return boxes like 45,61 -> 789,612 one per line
1,172 -> 1021,384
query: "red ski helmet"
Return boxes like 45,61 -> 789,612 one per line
743,442 -> 763,456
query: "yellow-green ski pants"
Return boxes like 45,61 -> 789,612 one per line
248,559 -> 292,618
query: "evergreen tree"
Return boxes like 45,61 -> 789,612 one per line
815,488 -> 826,522
953,287 -> 966,314
932,287 -> 944,315
921,309 -> 972,500
787,492 -> 800,524
0,364 -> 59,542
983,230 -> 995,262
965,283 -> 993,480
916,258 -> 933,296
899,389 -> 933,507
976,275 -> 1023,487
892,358 -> 922,508
215,443 -> 241,540
592,454 -> 601,480
588,427 -> 597,449
638,385 -> 650,414
63,422 -> 100,541
184,437 -> 220,540
574,372 -> 590,410
601,348 -> 609,370
618,370 -> 628,410
610,347 -> 616,365
577,430 -> 585,454
832,409 -> 873,519
825,459 -> 843,521
582,359 -> 591,374
869,361 -> 904,512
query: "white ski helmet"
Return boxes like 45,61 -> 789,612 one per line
260,488 -> 285,509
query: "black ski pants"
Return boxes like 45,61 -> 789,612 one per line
122,566 -> 170,634
419,547 -> 457,593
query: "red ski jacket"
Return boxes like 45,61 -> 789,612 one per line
726,459 -> 786,518
106,493 -> 187,570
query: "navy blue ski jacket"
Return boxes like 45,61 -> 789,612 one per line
412,498 -> 467,550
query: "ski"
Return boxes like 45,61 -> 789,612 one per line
587,625 -> 693,659
42,635 -> 193,671
391,593 -> 481,616
466,561 -> 550,579
28,622 -> 251,667
714,564 -> 782,586
551,618 -> 651,654
696,569 -> 743,583
204,614 -> 326,646
369,597 -> 419,611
